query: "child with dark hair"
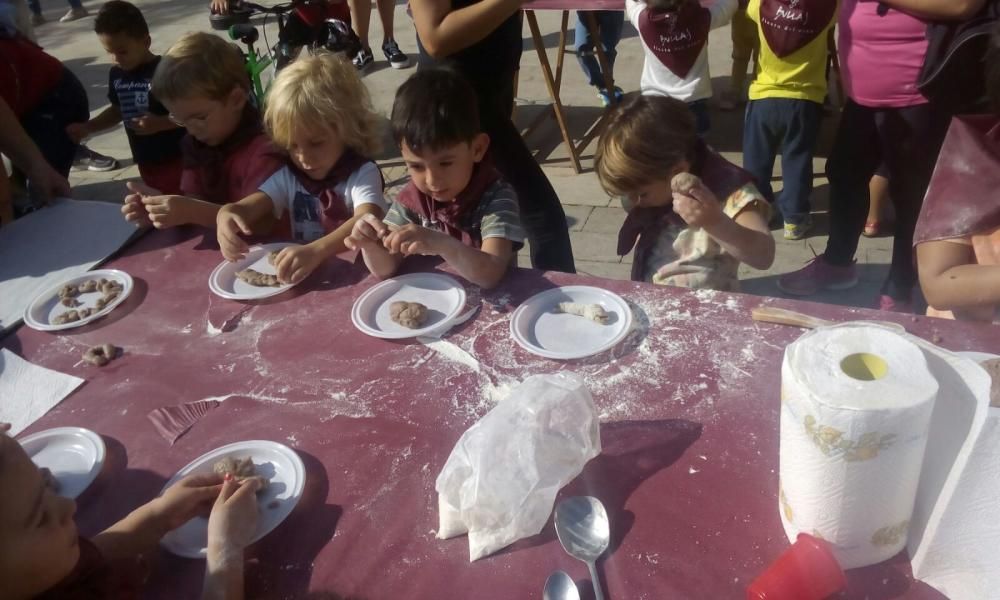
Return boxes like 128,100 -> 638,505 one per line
346,68 -> 524,289
66,0 -> 185,194
596,94 -> 774,290
915,22 -> 1000,323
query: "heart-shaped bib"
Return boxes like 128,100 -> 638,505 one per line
760,0 -> 837,58
637,2 -> 711,79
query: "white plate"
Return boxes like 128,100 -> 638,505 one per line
208,243 -> 302,301
351,273 -> 467,339
160,440 -> 306,558
959,352 -> 1000,363
18,427 -> 106,499
23,270 -> 133,332
510,286 -> 634,360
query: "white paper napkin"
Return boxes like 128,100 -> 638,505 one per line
0,349 -> 84,435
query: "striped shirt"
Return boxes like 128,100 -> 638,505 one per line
384,179 -> 525,249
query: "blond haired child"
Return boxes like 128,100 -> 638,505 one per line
596,95 -> 774,291
122,32 -> 281,230
0,423 -> 258,599
345,68 -> 525,290
216,52 -> 386,284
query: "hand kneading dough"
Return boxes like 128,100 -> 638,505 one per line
982,358 -> 1000,408
389,301 -> 428,329
236,268 -> 281,287
556,302 -> 610,324
671,172 -> 702,195
213,456 -> 269,490
82,343 -> 117,366
268,250 -> 281,265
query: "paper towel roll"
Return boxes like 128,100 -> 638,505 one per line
779,324 -> 939,569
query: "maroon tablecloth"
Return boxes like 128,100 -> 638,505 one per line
7,228 -> 998,599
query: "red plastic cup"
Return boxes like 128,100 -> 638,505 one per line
746,534 -> 847,600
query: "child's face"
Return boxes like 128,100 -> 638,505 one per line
627,161 -> 691,209
98,32 -> 152,72
0,436 -> 80,598
164,87 -> 247,147
287,124 -> 346,180
400,134 -> 489,202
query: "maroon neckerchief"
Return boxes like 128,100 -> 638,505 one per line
759,0 -> 837,58
617,140 -> 756,281
637,0 -> 711,79
181,102 -> 263,203
286,149 -> 378,232
35,537 -> 145,600
395,157 -> 501,248
914,115 -> 1000,245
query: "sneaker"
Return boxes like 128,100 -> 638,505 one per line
777,256 -> 859,296
73,146 -> 118,172
783,216 -> 814,241
597,86 -> 624,108
59,6 -> 88,22
31,12 -> 45,26
878,294 -> 913,314
352,47 -> 374,72
381,39 -> 409,69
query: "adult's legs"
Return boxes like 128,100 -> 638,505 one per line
20,67 -> 88,178
822,100 -> 882,266
877,103 -> 950,301
777,100 -> 822,226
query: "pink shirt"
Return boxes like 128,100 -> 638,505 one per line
838,0 -> 929,107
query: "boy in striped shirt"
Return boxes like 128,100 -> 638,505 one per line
346,68 -> 525,289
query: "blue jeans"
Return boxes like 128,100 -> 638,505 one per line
742,98 -> 822,225
688,99 -> 711,136
28,0 -> 83,14
575,11 -> 624,89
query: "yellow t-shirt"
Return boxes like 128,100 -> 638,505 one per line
747,0 -> 839,103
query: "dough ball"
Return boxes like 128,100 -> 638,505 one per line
236,268 -> 281,287
61,297 -> 81,308
77,280 -> 98,293
52,310 -> 80,325
670,172 -> 702,196
389,301 -> 428,329
556,302 -> 610,324
82,343 -> 117,366
77,308 -> 93,318
213,456 -> 269,490
58,284 -> 80,299
982,358 -> 1000,408
98,279 -> 123,296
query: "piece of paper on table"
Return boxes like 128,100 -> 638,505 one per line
0,349 -> 84,436
0,198 -> 139,333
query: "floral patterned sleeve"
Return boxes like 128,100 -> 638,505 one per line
723,182 -> 771,223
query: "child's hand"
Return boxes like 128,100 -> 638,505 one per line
142,194 -> 199,229
207,476 -> 260,553
65,122 -> 90,144
130,114 -> 170,136
344,213 -> 389,251
273,244 -> 322,284
217,205 -> 251,261
382,224 -> 445,256
672,180 -> 724,230
151,473 -> 224,531
123,181 -> 156,227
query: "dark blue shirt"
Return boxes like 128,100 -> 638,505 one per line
107,56 -> 185,165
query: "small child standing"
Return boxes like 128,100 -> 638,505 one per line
741,0 -> 838,240
574,11 -> 625,107
346,68 -> 525,290
596,95 -> 774,290
122,32 -> 282,230
626,0 -> 737,135
718,0 -> 758,110
217,53 -> 386,285
66,1 -> 186,195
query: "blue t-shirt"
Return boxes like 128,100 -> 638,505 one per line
107,56 -> 185,165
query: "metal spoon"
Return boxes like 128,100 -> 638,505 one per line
555,496 -> 610,600
543,570 -> 581,600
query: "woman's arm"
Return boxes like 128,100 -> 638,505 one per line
880,0 -> 986,20
917,239 -> 1000,312
409,0 -> 523,58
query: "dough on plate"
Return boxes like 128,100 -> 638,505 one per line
389,301 -> 428,329
982,358 -> 1000,408
78,279 -> 98,293
52,310 -> 81,325
268,250 -> 281,265
98,279 -> 123,296
58,284 -> 80,299
213,456 -> 269,490
61,297 -> 81,308
236,268 -> 281,287
82,343 -> 118,366
555,302 -> 610,324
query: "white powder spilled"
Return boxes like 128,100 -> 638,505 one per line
418,338 -> 481,373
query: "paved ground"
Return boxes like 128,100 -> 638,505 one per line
35,0 -> 895,310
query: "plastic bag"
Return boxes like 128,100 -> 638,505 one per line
435,372 -> 601,561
